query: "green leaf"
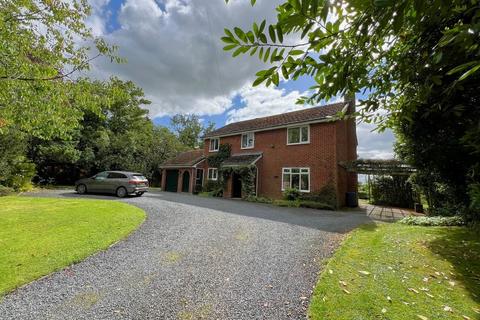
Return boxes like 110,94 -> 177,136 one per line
289,50 -> 304,56
269,25 -> 276,43
447,61 -> 478,75
264,47 -> 271,62
223,44 -> 237,51
259,33 -> 268,43
221,36 -> 235,44
253,76 -> 267,87
270,48 -> 278,63
250,46 -> 258,56
259,20 -> 266,34
301,22 -> 314,39
234,27 -> 247,43
247,31 -> 255,43
281,65 -> 289,79
320,3 -> 329,22
272,72 -> 280,86
259,47 -> 264,60
224,28 -> 235,39
458,64 -> 480,81
232,47 -> 245,57
276,24 -> 283,43
253,22 -> 259,37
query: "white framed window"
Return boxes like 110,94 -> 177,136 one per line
208,168 -> 218,181
282,167 -> 310,192
287,125 -> 310,145
241,132 -> 255,149
209,138 -> 219,152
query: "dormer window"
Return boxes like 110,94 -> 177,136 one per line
209,138 -> 219,152
241,132 -> 255,149
287,125 -> 309,145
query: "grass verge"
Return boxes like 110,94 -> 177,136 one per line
0,196 -> 145,296
309,223 -> 480,320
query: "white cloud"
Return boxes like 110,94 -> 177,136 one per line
86,0 -> 282,118
226,84 -> 310,124
357,121 -> 395,159
85,0 -> 395,159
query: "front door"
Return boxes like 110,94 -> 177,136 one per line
165,170 -> 179,192
232,173 -> 242,198
182,171 -> 190,192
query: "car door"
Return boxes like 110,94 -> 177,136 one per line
106,172 -> 127,194
90,171 -> 109,193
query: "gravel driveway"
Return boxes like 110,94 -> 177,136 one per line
0,190 -> 370,319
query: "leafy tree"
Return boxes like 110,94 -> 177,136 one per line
224,0 -> 480,216
170,114 -> 215,148
29,78 -> 186,184
0,0 -> 120,140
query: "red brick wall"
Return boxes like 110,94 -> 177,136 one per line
203,120 -> 357,205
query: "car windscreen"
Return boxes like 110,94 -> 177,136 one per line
132,174 -> 147,180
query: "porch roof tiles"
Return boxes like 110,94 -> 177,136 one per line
222,152 -> 263,167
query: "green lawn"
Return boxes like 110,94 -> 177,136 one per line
309,223 -> 480,320
0,196 -> 145,296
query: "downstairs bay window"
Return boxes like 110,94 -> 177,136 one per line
282,168 -> 310,192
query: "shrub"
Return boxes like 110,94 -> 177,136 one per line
399,215 -> 466,226
298,200 -> 335,211
0,185 -> 15,196
371,175 -> 416,209
300,183 -> 337,209
193,184 -> 203,194
245,196 -> 273,204
283,188 -> 301,201
203,180 -> 223,197
273,199 -> 300,207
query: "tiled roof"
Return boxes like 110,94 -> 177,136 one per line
160,150 -> 205,168
204,102 -> 347,138
222,152 -> 263,167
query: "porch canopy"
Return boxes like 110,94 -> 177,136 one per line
221,152 -> 263,167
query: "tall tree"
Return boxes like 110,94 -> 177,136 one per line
223,0 -> 480,215
0,0 -> 120,139
170,114 -> 215,149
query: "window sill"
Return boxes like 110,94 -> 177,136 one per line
286,141 -> 310,146
241,146 -> 254,150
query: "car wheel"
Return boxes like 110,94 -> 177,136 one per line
136,192 -> 144,197
77,184 -> 87,194
116,187 -> 127,198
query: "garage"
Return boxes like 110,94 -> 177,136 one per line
165,169 -> 179,192
160,150 -> 206,193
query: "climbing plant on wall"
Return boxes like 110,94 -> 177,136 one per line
220,165 -> 257,198
207,143 -> 231,168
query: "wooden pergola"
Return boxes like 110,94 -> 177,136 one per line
340,159 -> 416,200
340,159 -> 416,176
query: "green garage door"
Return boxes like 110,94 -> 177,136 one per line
165,170 -> 179,192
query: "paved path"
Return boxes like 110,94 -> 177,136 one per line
0,190 -> 371,320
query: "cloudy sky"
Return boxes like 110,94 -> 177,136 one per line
85,0 -> 395,159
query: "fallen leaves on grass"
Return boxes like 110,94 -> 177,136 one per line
417,315 -> 428,320
443,306 -> 453,312
358,270 -> 370,275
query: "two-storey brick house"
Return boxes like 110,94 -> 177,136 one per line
160,98 -> 357,207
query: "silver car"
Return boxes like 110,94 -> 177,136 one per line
75,171 -> 149,198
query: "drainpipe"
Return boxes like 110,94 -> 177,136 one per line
255,166 -> 259,196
